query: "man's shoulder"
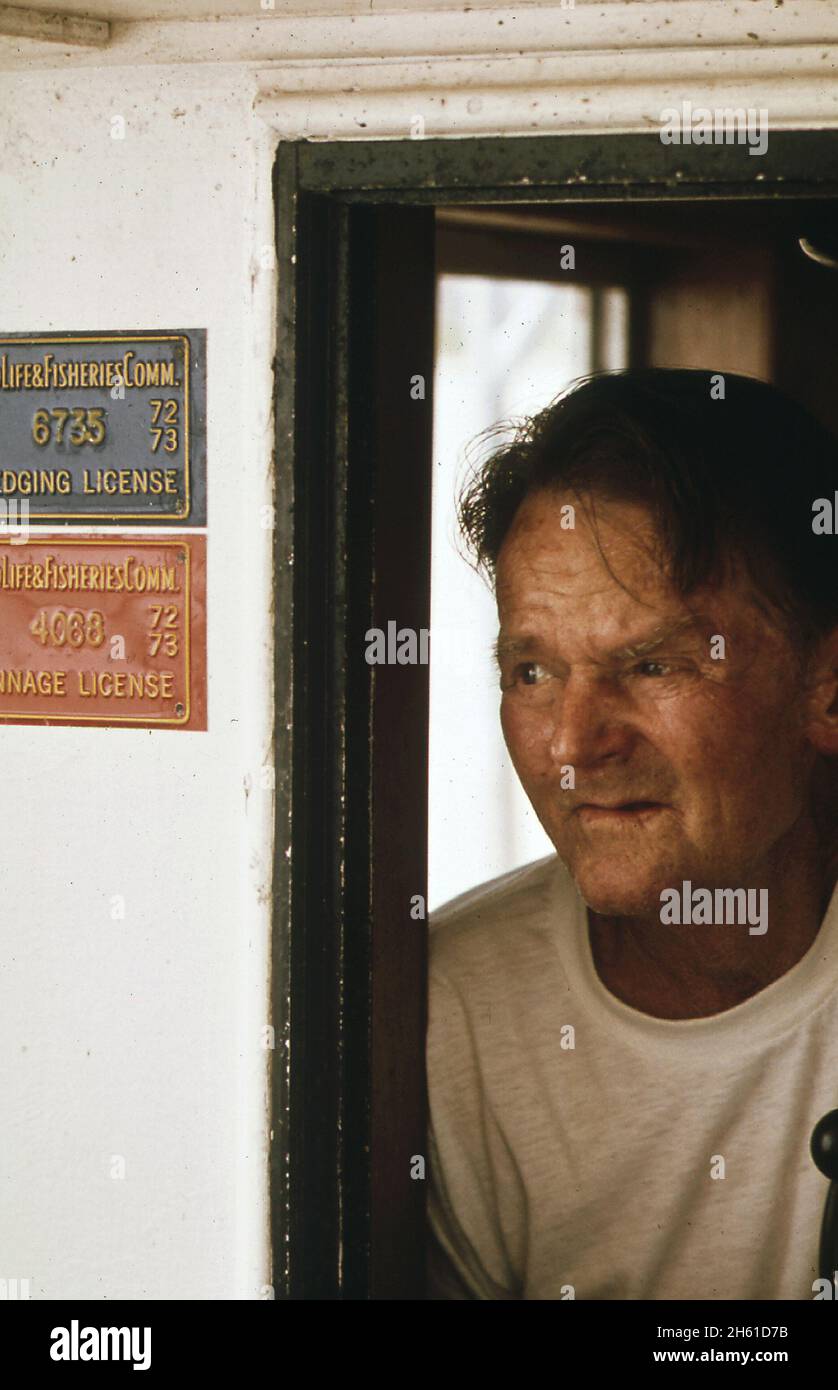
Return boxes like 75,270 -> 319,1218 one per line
430,853 -> 560,931
429,853 -> 576,982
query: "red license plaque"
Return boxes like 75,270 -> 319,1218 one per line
0,534 -> 206,729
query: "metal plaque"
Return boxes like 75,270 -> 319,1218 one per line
0,331 -> 206,523
0,534 -> 207,729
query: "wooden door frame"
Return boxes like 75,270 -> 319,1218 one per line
271,129 -> 838,1300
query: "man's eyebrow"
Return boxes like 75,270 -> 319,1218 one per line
608,615 -> 711,662
492,615 -> 710,668
493,634 -> 535,666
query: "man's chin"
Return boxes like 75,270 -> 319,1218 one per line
560,857 -> 672,919
547,818 -> 694,917
578,885 -> 665,918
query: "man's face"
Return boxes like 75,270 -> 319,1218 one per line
495,489 -> 817,917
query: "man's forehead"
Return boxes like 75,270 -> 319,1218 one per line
492,489 -> 775,650
495,527 -> 675,619
495,489 -> 666,598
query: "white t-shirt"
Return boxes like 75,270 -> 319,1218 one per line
426,853 -> 838,1300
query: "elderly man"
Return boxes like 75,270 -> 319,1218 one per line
426,369 -> 838,1300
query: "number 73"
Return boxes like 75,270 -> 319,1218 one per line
149,398 -> 179,454
148,604 -> 179,657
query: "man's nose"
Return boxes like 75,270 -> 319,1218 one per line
548,671 -> 634,768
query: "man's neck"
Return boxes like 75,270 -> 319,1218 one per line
587,817 -> 831,1020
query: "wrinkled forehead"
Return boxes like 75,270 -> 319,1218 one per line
492,488 -> 792,669
494,488 -> 672,612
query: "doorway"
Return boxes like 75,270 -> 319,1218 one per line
271,131 -> 838,1299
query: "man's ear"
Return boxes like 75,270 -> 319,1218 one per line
805,625 -> 838,755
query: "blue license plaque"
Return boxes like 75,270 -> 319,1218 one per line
0,330 -> 206,523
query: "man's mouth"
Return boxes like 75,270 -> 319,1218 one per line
574,800 -> 666,825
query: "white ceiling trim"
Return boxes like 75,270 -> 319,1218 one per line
2,0 -> 838,89
1,0 -> 838,39
253,39 -> 838,142
0,4 -> 109,45
113,0 -> 838,65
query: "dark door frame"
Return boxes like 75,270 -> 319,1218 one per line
270,129 -> 838,1301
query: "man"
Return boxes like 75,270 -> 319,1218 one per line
426,368 -> 838,1300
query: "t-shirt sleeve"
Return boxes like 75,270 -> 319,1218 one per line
425,965 -> 524,1300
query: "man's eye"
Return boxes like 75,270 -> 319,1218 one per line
516,661 -> 549,686
632,659 -> 673,678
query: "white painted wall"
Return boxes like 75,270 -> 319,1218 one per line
1,0 -> 835,1302
0,64 -> 275,1299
